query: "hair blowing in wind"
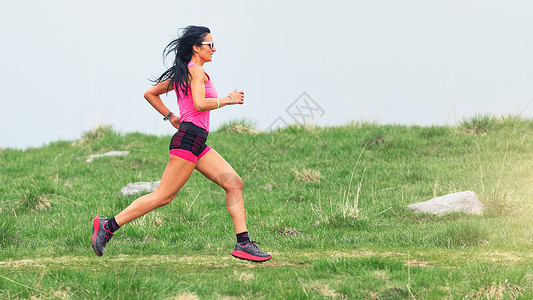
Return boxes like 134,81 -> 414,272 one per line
154,25 -> 211,96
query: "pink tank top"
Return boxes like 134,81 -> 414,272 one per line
174,62 -> 218,131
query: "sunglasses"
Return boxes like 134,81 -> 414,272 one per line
201,41 -> 215,49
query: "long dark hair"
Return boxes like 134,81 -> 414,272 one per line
154,26 -> 211,96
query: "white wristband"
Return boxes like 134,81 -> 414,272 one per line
229,94 -> 234,104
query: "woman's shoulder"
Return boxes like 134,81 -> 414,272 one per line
189,64 -> 205,76
188,63 -> 209,82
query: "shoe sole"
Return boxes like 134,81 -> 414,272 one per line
231,250 -> 271,262
92,216 -> 103,256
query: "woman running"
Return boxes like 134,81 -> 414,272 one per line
91,26 -> 271,262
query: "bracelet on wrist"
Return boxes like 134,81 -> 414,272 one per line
229,94 -> 234,104
216,98 -> 220,109
163,111 -> 173,121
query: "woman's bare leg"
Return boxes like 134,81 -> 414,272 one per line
115,155 -> 196,226
195,149 -> 247,234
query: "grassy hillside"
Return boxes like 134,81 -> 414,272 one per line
1,115 -> 532,299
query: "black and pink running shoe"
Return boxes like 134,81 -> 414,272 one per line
231,241 -> 272,262
92,216 -> 113,256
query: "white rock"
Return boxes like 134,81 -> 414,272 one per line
86,151 -> 130,163
120,181 -> 160,196
406,191 -> 484,216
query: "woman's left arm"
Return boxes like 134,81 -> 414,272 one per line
190,66 -> 244,111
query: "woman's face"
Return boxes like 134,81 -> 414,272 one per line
198,33 -> 216,62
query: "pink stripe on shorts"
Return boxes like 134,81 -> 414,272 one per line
170,145 -> 211,163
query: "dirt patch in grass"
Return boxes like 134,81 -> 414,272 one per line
0,255 -> 306,270
300,249 -> 532,268
292,167 -> 320,183
325,250 -> 401,259
35,196 -> 52,211
1,250 -> 529,270
471,282 -> 523,299
264,262 -> 306,267
167,293 -> 200,300
372,270 -> 390,281
485,251 -> 521,264
308,281 -> 342,298
404,259 -> 429,267
0,256 -> 91,268
276,226 -> 304,236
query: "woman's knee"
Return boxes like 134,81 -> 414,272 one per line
153,191 -> 177,206
220,173 -> 243,192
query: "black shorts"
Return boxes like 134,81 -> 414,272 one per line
169,122 -> 210,163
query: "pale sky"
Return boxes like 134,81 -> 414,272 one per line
1,0 -> 532,149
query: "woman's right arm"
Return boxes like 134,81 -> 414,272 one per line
143,79 -> 180,129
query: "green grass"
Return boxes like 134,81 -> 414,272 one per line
1,115 -> 533,299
